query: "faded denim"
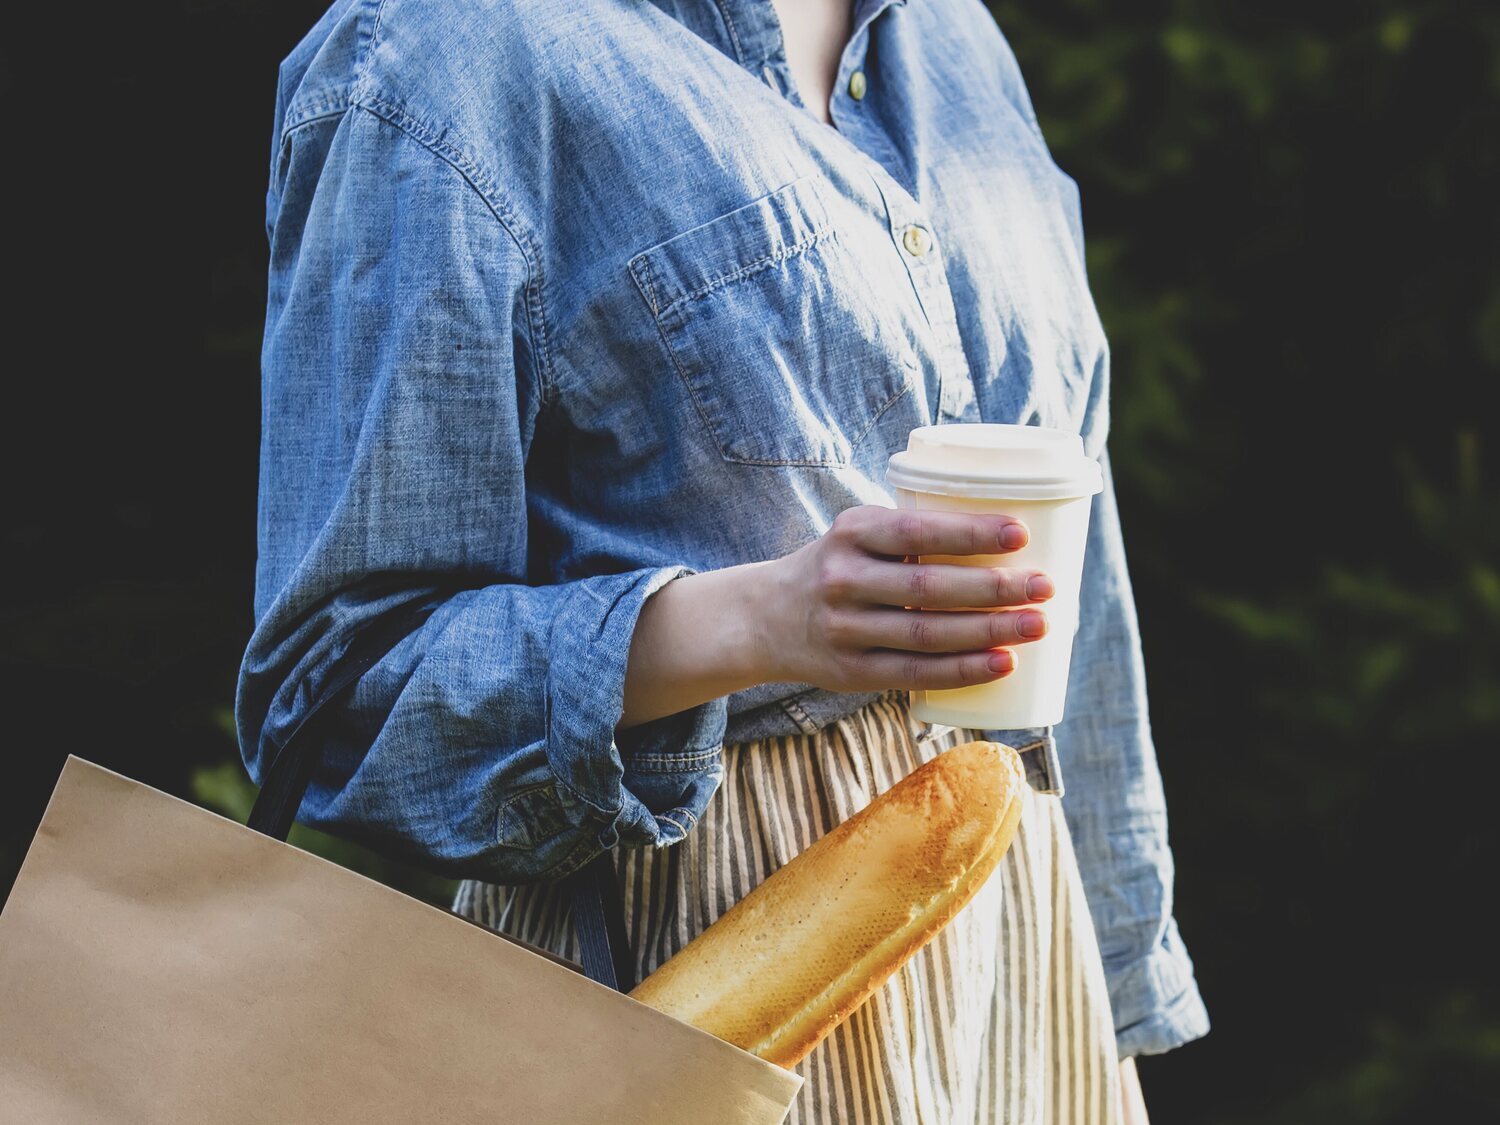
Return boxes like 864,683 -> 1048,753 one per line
239,0 -> 1208,1056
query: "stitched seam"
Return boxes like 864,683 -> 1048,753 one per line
718,389 -> 911,468
659,806 -> 698,835
846,377 -> 915,454
627,747 -> 722,765
625,748 -> 723,774
544,831 -> 606,881
347,92 -> 557,406
368,0 -> 389,58
782,694 -> 820,735
653,224 -> 835,318
550,770 -> 622,821
349,0 -> 550,393
494,783 -> 570,848
629,253 -> 663,318
494,781 -> 569,825
349,0 -> 384,98
659,810 -> 687,834
645,294 -> 727,457
709,0 -> 747,65
281,94 -> 353,140
727,450 -> 882,467
630,200 -> 900,469
643,229 -> 874,468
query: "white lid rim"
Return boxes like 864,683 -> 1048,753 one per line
884,460 -> 1104,501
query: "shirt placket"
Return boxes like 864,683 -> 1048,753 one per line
858,165 -> 980,425
830,2 -> 980,425
738,0 -> 1007,749
733,0 -> 980,426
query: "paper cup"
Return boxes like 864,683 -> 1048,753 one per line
885,424 -> 1104,729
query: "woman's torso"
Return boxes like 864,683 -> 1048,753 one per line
273,0 -> 1108,734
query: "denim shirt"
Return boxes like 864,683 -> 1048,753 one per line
239,0 -> 1208,1056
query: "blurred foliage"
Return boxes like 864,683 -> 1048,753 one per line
986,1 -> 1500,1121
2,1 -> 1496,1122
1225,991 -> 1500,1124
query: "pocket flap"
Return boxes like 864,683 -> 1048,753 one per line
629,176 -> 833,318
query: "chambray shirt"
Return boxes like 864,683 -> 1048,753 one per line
239,0 -> 1209,1056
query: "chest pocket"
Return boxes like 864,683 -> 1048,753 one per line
629,176 -> 915,467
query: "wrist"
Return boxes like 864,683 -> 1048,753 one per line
620,561 -> 782,730
720,557 -> 788,686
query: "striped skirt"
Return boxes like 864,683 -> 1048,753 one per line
454,691 -> 1121,1125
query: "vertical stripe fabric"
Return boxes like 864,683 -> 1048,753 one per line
454,691 -> 1121,1125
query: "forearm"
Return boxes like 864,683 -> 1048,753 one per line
619,560 -> 778,729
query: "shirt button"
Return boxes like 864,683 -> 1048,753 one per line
902,225 -> 931,257
848,70 -> 867,100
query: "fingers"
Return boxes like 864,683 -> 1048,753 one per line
849,606 -> 1050,652
847,559 -> 1055,610
852,647 -> 1017,691
831,506 -> 1028,559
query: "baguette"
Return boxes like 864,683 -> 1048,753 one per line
627,739 -> 1026,1069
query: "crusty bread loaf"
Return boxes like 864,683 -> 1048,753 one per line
627,739 -> 1026,1069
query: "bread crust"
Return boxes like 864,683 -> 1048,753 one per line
628,740 -> 1027,1068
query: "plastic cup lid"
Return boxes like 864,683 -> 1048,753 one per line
885,423 -> 1104,500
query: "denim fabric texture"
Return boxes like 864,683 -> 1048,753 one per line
239,0 -> 1208,1055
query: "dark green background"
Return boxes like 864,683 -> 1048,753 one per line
3,2 -> 1496,1121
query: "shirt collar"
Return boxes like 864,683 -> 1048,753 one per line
708,0 -> 910,73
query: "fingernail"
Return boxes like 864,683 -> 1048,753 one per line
1001,523 -> 1027,550
1026,574 -> 1055,600
988,651 -> 1014,673
1018,610 -> 1048,638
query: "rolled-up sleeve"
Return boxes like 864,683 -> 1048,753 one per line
1054,445 -> 1211,1057
236,103 -> 726,884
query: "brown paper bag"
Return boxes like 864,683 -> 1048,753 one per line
0,757 -> 803,1124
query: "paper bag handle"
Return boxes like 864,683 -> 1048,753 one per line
246,611 -> 638,992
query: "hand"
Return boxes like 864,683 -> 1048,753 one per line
751,504 -> 1055,692
1120,1058 -> 1150,1125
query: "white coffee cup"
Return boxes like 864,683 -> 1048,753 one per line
885,423 -> 1104,729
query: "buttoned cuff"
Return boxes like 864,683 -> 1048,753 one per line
1109,917 -> 1211,1058
543,565 -> 728,848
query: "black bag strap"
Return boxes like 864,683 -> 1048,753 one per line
559,849 -> 637,992
246,613 -> 637,993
